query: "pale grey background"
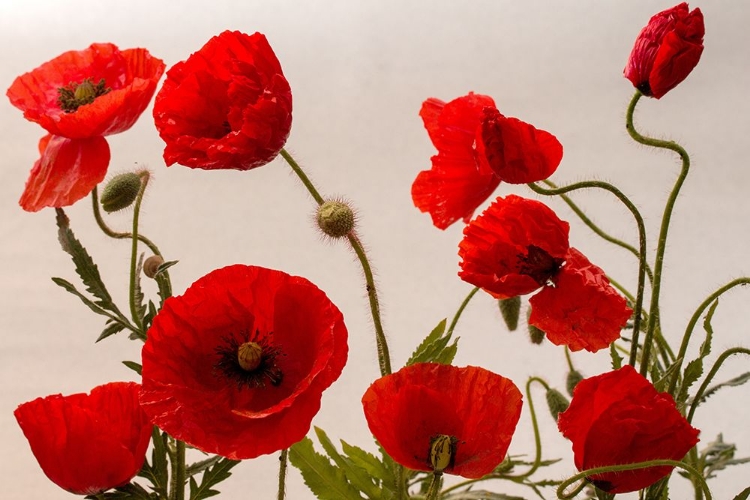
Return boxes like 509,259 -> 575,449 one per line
1,1 -> 749,498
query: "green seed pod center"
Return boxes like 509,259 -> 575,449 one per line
428,434 -> 457,473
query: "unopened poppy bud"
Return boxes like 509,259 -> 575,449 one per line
101,173 -> 141,213
566,370 -> 584,396
316,200 -> 355,238
546,388 -> 569,421
498,296 -> 521,331
527,310 -> 545,344
429,434 -> 457,473
237,342 -> 263,372
143,255 -> 165,279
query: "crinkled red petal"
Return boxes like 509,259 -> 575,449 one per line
7,44 -> 164,138
528,248 -> 631,352
458,195 -> 570,298
19,134 -> 110,212
140,264 -> 347,459
362,363 -> 522,479
14,382 -> 151,495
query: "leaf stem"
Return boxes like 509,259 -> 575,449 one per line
446,287 -> 480,337
507,377 -> 548,480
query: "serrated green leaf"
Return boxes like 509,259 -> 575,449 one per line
84,482 -> 154,499
143,300 -> 158,332
133,253 -> 147,324
407,319 -> 447,365
678,358 -> 704,404
609,344 -> 623,370
138,428 -> 168,497
122,360 -> 142,375
155,260 -> 179,276
186,456 -> 223,479
340,440 -> 393,487
290,437 -> 364,500
314,427 -> 381,499
443,491 -> 528,500
733,486 -> 750,500
700,299 -> 719,358
433,338 -> 459,365
189,457 -> 239,500
694,371 -> 750,405
652,356 -> 683,393
98,319 -> 126,342
52,277 -> 111,317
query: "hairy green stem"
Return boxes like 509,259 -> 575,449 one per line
277,449 -> 288,500
425,473 -> 443,500
446,287 -> 480,337
688,347 -> 750,423
128,172 -> 150,332
174,441 -> 185,500
625,90 -> 691,376
527,180 -> 647,366
508,377 -> 548,480
279,149 -> 325,205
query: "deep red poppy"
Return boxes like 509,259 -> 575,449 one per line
140,264 -> 347,460
7,43 -> 164,211
458,195 -> 570,298
529,248 -> 632,352
412,93 -> 562,230
152,31 -> 293,171
14,382 -> 152,495
558,366 -> 699,493
624,3 -> 704,99
362,363 -> 522,479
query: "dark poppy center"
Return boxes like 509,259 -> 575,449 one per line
214,330 -> 284,389
517,245 -> 564,286
428,434 -> 458,473
57,78 -> 111,113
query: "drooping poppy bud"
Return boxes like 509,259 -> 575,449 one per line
100,172 -> 141,213
624,3 -> 704,99
317,200 -> 355,238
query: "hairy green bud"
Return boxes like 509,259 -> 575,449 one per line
100,173 -> 141,213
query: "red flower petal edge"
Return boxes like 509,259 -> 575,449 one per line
413,93 -> 562,230
362,363 -> 522,478
7,43 -> 165,139
19,134 -> 111,212
140,264 -> 347,459
14,382 -> 152,495
458,195 -> 570,298
153,31 -> 293,170
624,3 -> 704,99
558,366 -> 700,493
529,248 -> 632,352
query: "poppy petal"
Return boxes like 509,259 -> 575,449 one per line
19,135 -> 110,212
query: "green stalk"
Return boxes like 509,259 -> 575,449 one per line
625,90 -> 691,376
688,347 -> 750,423
174,441 -> 185,500
127,172 -> 150,332
446,287 -> 480,337
425,473 -> 443,500
507,377 -> 548,480
277,449 -> 289,500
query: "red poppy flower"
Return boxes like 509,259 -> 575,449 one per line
458,195 -> 570,298
362,363 -> 522,479
558,366 -> 699,493
7,43 -> 165,212
624,3 -> 704,99
140,264 -> 347,459
412,93 -> 562,230
152,31 -> 293,171
459,196 -> 630,352
14,382 -> 152,495
529,248 -> 632,352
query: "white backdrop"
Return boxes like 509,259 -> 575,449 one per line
2,1 -> 749,498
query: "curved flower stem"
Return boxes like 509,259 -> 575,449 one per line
625,90 -> 691,376
425,473 -> 443,500
507,377 -> 548,480
127,172 -> 151,333
666,278 -> 750,394
279,148 -> 392,376
527,180 -> 647,366
446,287 -> 480,337
557,459 -> 710,500
540,179 -> 654,285
564,348 -> 575,372
277,449 -> 289,500
688,347 -> 750,423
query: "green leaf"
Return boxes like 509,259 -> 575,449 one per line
133,253 -> 147,324
314,427 -> 381,499
406,319 -> 460,366
155,259 -> 179,276
138,428 -> 169,497
289,437 -> 364,500
694,371 -> 750,405
609,344 -> 623,370
733,486 -> 750,500
340,440 -> 393,487
443,492 -> 528,500
84,483 -> 155,499
123,360 -> 142,376
407,319 -> 447,365
186,456 -> 224,478
189,457 -> 240,500
143,300 -> 158,332
700,299 -> 719,358
52,277 -> 111,318
677,358 -> 703,404
98,318 -> 126,342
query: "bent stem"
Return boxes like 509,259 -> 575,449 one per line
127,172 -> 151,333
447,287 -> 480,337
527,180 -> 647,366
688,347 -> 750,423
507,377 -> 548,480
625,90 -> 691,376
279,148 -> 392,376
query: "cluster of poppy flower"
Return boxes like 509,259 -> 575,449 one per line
9,2 -> 708,498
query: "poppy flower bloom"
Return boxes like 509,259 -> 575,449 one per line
7,43 -> 165,211
14,382 -> 152,495
362,363 -> 522,478
459,195 -> 631,352
558,366 -> 700,493
140,264 -> 347,459
412,93 -> 562,230
152,31 -> 293,171
624,3 -> 704,99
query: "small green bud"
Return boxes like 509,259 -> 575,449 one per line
527,309 -> 545,344
316,200 -> 355,238
101,173 -> 141,213
498,296 -> 521,331
545,388 -> 570,421
566,370 -> 584,396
